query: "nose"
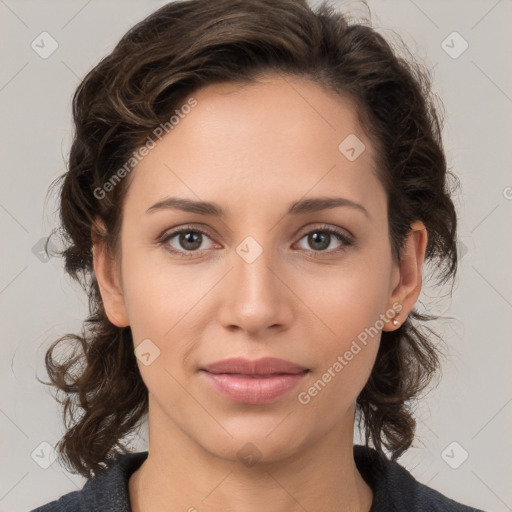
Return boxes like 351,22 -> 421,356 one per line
216,239 -> 294,337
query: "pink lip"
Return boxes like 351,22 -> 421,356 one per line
200,357 -> 310,404
201,357 -> 308,375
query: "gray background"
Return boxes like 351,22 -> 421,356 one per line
1,1 -> 511,511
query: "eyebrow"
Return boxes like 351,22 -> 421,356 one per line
146,196 -> 371,220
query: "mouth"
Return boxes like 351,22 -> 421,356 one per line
199,357 -> 310,404
200,356 -> 309,376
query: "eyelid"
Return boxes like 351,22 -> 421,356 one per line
295,223 -> 354,243
157,223 -> 217,243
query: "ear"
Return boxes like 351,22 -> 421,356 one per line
92,222 -> 130,328
383,220 -> 428,331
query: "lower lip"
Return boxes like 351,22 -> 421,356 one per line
201,370 -> 309,404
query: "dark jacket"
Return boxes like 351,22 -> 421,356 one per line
29,445 -> 485,511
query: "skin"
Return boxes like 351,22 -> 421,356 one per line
93,74 -> 427,512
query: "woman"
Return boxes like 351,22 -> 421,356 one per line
30,0 -> 485,510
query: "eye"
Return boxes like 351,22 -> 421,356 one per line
158,223 -> 354,258
294,224 -> 354,257
159,225 -> 217,257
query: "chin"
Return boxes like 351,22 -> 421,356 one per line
197,420 -> 311,465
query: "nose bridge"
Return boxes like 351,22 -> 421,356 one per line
234,234 -> 279,305
219,233 -> 291,333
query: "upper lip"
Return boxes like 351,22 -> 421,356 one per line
201,357 -> 309,376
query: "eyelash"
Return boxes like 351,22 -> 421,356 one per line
157,223 -> 354,259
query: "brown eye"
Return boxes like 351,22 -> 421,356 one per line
175,231 -> 203,251
295,225 -> 354,256
307,231 -> 331,251
158,223 -> 354,259
160,227 -> 216,256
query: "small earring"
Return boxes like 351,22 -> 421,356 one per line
392,318 -> 400,327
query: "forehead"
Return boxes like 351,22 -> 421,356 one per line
186,75 -> 369,155
124,75 -> 385,220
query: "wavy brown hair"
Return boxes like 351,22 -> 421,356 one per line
40,0 -> 459,478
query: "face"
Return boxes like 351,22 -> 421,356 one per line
97,74 -> 409,463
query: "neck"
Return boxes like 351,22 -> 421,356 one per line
129,396 -> 373,512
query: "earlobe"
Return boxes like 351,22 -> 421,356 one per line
92,232 -> 130,328
384,220 -> 428,331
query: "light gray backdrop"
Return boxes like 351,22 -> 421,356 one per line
1,1 -> 511,511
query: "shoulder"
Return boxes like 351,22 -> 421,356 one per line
28,451 -> 148,512
353,445 -> 486,512
28,489 -> 87,512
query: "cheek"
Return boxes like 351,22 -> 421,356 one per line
120,246 -> 199,340
120,259 -> 200,405
292,253 -> 391,401
296,279 -> 383,414
296,254 -> 391,342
